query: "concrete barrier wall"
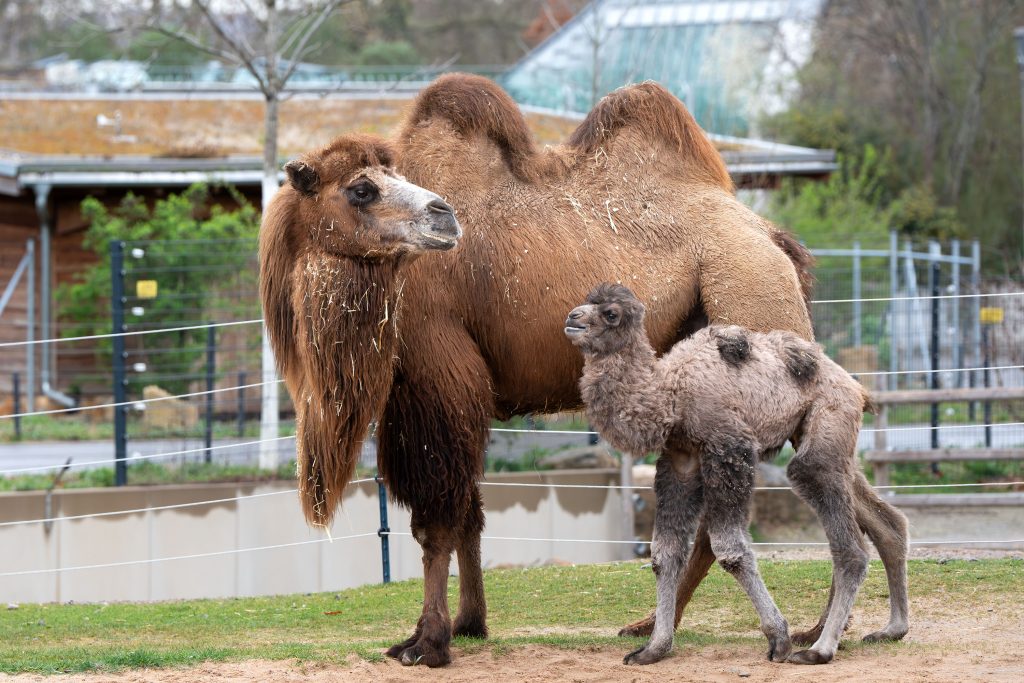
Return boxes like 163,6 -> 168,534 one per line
0,469 -> 625,604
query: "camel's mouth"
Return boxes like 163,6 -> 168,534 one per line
564,324 -> 587,337
418,231 -> 460,251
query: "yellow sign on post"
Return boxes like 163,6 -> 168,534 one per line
136,280 -> 158,299
979,307 -> 1003,324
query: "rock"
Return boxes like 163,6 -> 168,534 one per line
537,445 -> 617,470
83,395 -> 115,424
141,385 -> 199,430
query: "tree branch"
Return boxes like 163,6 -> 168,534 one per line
280,0 -> 350,84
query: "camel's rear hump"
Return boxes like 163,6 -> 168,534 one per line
568,81 -> 733,191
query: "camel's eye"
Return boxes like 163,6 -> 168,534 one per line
603,309 -> 619,323
346,180 -> 379,207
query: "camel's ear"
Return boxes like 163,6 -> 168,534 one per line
284,160 -> 320,196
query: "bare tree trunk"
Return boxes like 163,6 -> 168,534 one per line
259,0 -> 282,470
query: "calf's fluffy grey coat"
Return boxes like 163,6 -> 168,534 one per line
566,283 -> 909,665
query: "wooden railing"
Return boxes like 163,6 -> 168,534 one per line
865,386 -> 1024,487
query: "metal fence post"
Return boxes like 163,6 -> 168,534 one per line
852,240 -> 862,348
111,241 -> 128,487
982,324 -> 992,448
26,239 -> 35,413
888,231 -> 898,390
951,239 -> 961,387
375,474 -> 391,584
237,371 -> 246,437
204,324 -> 215,463
929,260 -> 941,475
12,372 -> 21,441
970,240 -> 982,419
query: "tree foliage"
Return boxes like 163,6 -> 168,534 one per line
58,185 -> 259,394
763,0 -> 1023,266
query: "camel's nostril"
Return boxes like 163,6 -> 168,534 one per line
568,310 -> 582,320
427,199 -> 454,215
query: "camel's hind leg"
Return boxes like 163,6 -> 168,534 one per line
453,486 -> 488,639
852,471 -> 910,642
786,417 -> 870,665
619,477 -> 713,639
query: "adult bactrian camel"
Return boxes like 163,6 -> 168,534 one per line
261,74 -> 853,667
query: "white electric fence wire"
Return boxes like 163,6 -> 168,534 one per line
493,422 -> 1024,437
0,435 -> 296,476
0,379 -> 286,420
384,532 -> 1022,548
3,532 -> 1018,577
0,477 -> 377,528
0,532 -> 377,577
0,318 -> 262,348
811,291 -> 1024,304
477,480 -> 1024,492
0,289 -> 1017,350
2,476 -> 1019,529
854,364 -> 1024,377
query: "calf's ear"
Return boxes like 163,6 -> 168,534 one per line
284,160 -> 320,195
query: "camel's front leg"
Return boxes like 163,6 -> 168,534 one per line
620,469 -> 711,638
386,520 -> 457,667
624,456 -> 703,665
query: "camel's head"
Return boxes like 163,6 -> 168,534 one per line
565,282 -> 646,355
280,134 -> 461,259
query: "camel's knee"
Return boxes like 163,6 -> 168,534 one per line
708,532 -> 752,575
836,545 -> 869,584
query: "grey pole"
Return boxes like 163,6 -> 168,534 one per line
1015,28 -> 1024,261
852,240 -> 862,348
951,239 -> 961,386
889,231 -> 898,390
26,239 -> 34,413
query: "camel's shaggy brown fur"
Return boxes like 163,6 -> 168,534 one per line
261,74 -> 817,667
568,283 -> 910,667
259,134 -> 460,527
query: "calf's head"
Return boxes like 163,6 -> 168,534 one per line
565,282 -> 646,356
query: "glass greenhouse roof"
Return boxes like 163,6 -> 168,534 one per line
504,0 -> 823,136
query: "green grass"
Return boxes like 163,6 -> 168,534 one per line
1,558 -> 1020,674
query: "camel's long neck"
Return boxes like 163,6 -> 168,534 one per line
580,334 -> 669,456
293,251 -> 403,526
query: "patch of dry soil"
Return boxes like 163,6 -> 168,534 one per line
4,598 -> 1022,683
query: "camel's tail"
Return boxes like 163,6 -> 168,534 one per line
770,228 -> 816,311
568,81 -> 733,191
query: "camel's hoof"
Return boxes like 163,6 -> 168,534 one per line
862,626 -> 908,643
385,634 -> 419,660
623,645 -> 668,665
452,615 -> 488,640
787,648 -> 833,665
397,642 -> 451,668
618,617 -> 656,638
767,634 -> 792,662
791,626 -> 822,647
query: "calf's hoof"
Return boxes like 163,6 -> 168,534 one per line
862,626 -> 908,643
787,648 -> 833,665
767,634 -> 792,662
623,644 -> 669,665
618,615 -> 656,638
790,625 -> 822,647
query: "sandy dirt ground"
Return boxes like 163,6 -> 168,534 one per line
5,551 -> 1021,683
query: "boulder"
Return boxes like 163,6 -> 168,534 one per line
537,445 -> 617,470
141,385 -> 199,430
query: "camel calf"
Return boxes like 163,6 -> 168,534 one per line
566,283 -> 909,666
